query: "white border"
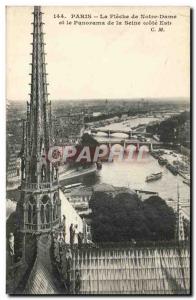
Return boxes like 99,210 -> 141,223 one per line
1,0 -> 194,299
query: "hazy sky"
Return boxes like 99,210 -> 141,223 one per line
6,6 -> 190,101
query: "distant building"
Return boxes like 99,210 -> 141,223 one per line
66,183 -> 137,207
93,183 -> 136,198
93,112 -> 102,117
121,114 -> 128,120
53,113 -> 84,145
64,183 -> 137,215
6,149 -> 21,189
65,187 -> 92,211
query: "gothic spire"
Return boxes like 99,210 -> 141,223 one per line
17,6 -> 61,235
24,6 -> 53,184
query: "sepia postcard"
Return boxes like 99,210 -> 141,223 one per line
6,6 -> 191,295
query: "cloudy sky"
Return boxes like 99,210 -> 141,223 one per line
6,6 -> 190,101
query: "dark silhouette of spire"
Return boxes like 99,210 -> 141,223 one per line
24,6 -> 52,184
18,6 -> 61,234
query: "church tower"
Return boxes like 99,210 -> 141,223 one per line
18,6 -> 61,233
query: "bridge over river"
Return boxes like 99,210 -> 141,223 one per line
89,128 -> 166,151
91,128 -> 152,138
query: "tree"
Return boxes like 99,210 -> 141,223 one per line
80,133 -> 99,147
89,192 -> 176,243
146,111 -> 190,147
143,196 -> 176,241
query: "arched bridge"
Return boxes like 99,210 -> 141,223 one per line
105,140 -> 163,152
91,128 -> 152,138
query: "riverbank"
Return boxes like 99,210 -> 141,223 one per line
151,149 -> 190,179
59,163 -> 97,186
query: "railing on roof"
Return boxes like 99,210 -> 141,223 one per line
50,237 -> 190,295
21,180 -> 58,191
93,240 -> 190,249
61,240 -> 189,251
23,219 -> 60,233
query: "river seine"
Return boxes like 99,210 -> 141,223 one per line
88,116 -> 190,219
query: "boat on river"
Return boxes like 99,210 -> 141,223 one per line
158,157 -> 168,166
166,163 -> 178,175
63,182 -> 82,190
145,172 -> 162,182
183,178 -> 190,186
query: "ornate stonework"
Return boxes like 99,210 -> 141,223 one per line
17,6 -> 61,233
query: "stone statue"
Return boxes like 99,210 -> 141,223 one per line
8,233 -> 15,262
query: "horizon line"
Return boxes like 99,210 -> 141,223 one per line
6,97 -> 190,103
